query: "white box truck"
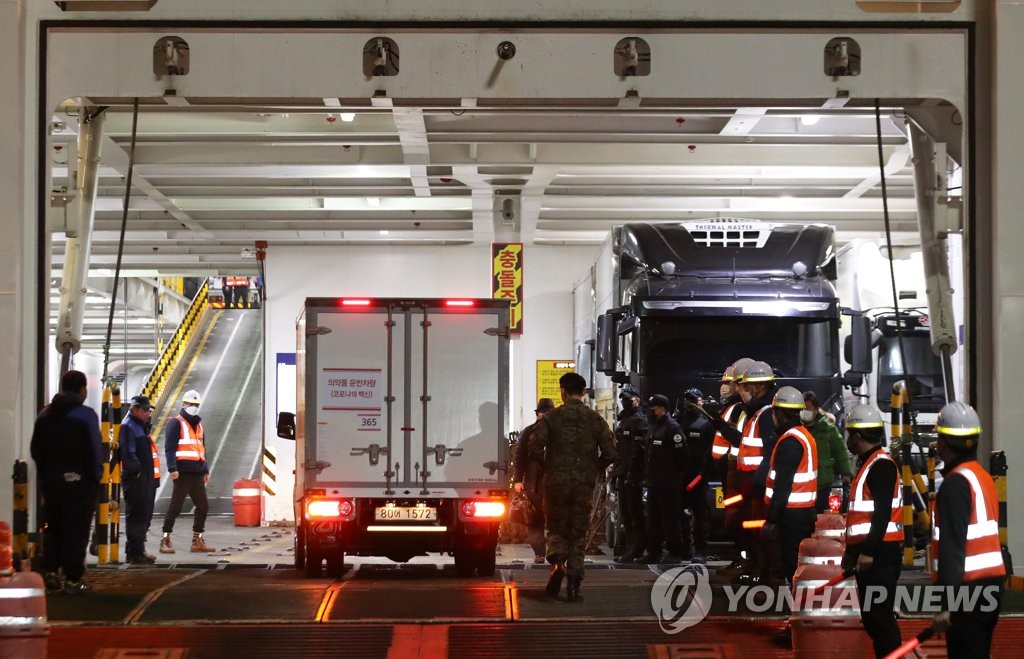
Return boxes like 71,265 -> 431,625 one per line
277,297 -> 512,578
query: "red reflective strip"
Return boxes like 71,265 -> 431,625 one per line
724,494 -> 743,507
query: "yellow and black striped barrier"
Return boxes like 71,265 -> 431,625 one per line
991,451 -> 1013,582
892,382 -> 916,567
109,387 -> 122,564
11,460 -> 29,567
96,385 -> 113,564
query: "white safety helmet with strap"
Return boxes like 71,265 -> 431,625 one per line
183,390 -> 203,406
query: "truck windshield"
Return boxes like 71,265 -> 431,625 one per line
636,316 -> 837,378
876,335 -> 945,412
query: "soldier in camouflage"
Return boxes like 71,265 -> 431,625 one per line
530,372 -> 617,602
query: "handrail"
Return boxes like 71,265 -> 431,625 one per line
141,281 -> 209,403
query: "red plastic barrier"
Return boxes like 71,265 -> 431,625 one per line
232,479 -> 262,527
0,521 -> 48,658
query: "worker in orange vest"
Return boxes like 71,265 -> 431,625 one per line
760,386 -> 817,585
841,404 -> 903,658
710,357 -> 753,576
931,402 -> 1005,658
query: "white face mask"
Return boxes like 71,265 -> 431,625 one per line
799,410 -> 814,423
184,405 -> 200,416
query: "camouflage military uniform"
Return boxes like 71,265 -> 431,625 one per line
530,399 -> 617,577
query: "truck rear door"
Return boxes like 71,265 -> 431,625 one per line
305,299 -> 509,489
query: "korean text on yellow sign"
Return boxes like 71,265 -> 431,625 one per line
492,243 -> 523,334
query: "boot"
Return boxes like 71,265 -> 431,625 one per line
191,534 -> 216,553
546,563 -> 565,598
159,535 -> 175,554
566,575 -> 583,602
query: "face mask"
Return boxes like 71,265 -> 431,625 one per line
184,406 -> 200,416
621,398 -> 634,412
846,434 -> 858,455
799,410 -> 814,423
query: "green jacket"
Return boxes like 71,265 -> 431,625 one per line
804,412 -> 851,487
530,399 -> 617,484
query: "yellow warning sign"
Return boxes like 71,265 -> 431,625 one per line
536,360 -> 576,402
492,243 -> 524,334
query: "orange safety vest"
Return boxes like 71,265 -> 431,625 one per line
846,449 -> 903,544
764,425 -> 818,508
228,276 -> 249,287
737,405 -> 770,471
175,415 -> 206,464
711,402 -> 745,461
150,435 -> 161,479
931,461 -> 1006,582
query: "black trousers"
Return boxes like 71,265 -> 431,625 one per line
681,481 -> 710,556
778,506 -> 816,581
854,544 -> 903,658
722,462 -> 747,554
947,581 -> 1003,659
123,477 -> 155,556
646,485 -> 684,557
162,471 -> 209,534
42,483 -> 97,581
619,483 -> 646,557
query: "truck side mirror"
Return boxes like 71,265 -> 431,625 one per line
276,411 -> 296,440
596,312 -> 619,375
843,314 -> 872,374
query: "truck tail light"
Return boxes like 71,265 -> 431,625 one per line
461,500 -> 506,519
444,300 -> 475,307
306,498 -> 355,521
341,299 -> 372,307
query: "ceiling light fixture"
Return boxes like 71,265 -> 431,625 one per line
367,197 -> 380,207
340,112 -> 355,122
800,115 -> 822,126
379,230 -> 390,236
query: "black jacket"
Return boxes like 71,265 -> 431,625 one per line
613,405 -> 648,486
121,412 -> 156,486
679,412 -> 715,485
843,445 -> 901,562
30,391 -> 103,489
642,413 -> 687,488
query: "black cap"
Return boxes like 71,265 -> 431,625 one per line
536,398 -> 556,413
130,395 -> 153,411
619,385 -> 640,400
648,394 -> 671,409
683,388 -> 704,403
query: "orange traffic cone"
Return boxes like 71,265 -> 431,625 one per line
0,521 -> 48,657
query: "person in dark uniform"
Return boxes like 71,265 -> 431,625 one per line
611,385 -> 648,564
930,402 -> 1005,659
841,404 -> 903,658
635,394 -> 688,564
678,388 -> 715,564
530,373 -> 617,602
513,397 -> 556,563
30,369 -> 103,594
120,395 -> 158,565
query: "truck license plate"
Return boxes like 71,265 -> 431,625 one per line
374,506 -> 437,521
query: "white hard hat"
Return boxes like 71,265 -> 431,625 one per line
183,390 -> 203,405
